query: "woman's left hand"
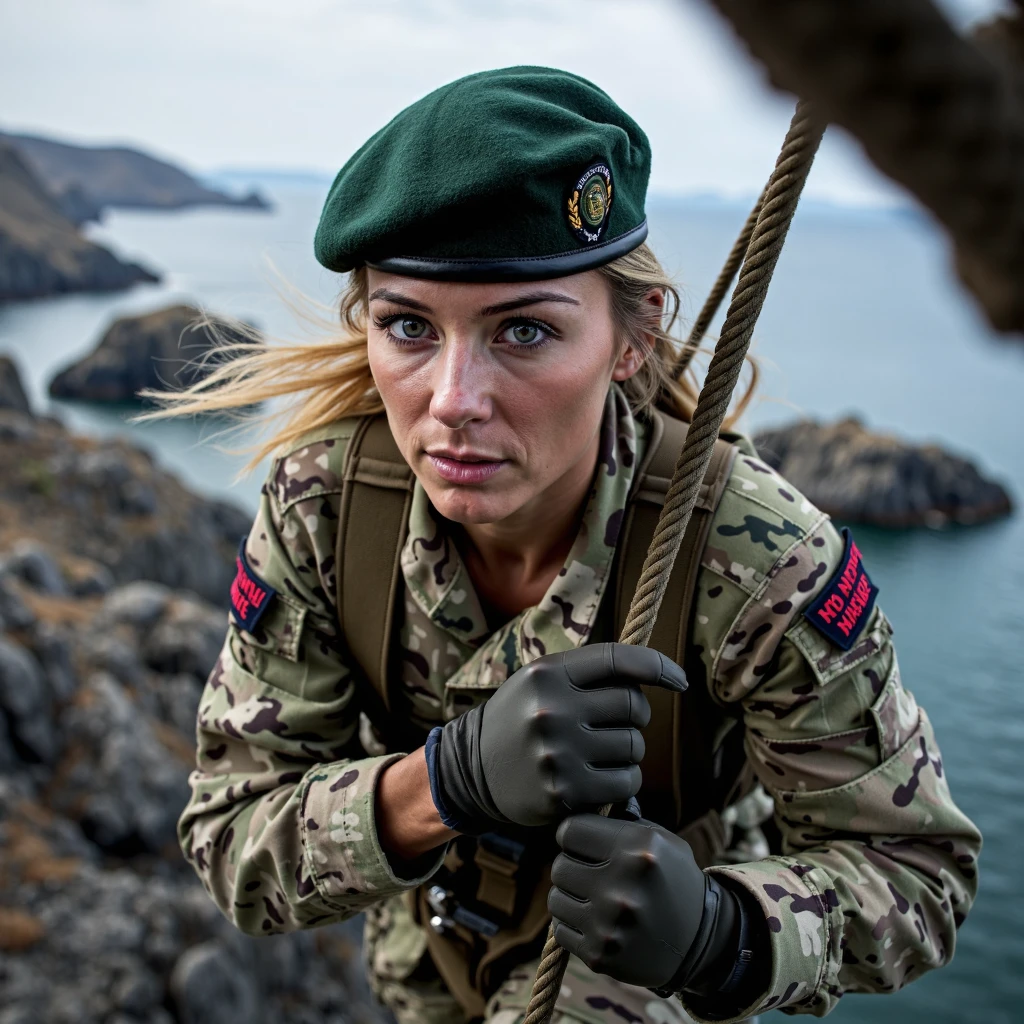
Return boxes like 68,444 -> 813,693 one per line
548,814 -> 745,994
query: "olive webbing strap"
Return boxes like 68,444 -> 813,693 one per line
336,415 -> 414,720
523,99 -> 825,1024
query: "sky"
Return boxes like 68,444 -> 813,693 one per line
0,0 -> 1013,206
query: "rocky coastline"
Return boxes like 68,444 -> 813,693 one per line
0,408 -> 249,605
0,127 -> 273,305
753,417 -> 1014,528
0,359 -> 387,1024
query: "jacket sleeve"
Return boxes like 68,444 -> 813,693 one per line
680,449 -> 981,1020
177,431 -> 445,936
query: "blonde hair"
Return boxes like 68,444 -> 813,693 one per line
139,243 -> 756,471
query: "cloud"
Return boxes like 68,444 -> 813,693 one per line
0,0 -> 1012,205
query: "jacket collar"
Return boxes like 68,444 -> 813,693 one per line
400,385 -> 643,695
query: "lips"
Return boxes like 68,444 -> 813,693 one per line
426,452 -> 507,485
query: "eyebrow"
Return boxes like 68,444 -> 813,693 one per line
367,288 -> 433,312
478,292 -> 580,317
367,287 -> 580,318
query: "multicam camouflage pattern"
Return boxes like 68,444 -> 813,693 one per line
363,894 -> 462,1023
364,893 -> 697,1024
179,385 -> 980,1022
486,954 -> 698,1024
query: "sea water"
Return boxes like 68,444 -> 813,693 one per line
1,186 -> 1021,1022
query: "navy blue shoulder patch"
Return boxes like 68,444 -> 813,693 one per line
803,528 -> 878,651
230,536 -> 277,633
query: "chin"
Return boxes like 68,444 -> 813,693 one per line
426,487 -> 518,526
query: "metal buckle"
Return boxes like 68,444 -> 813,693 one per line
426,883 -> 501,938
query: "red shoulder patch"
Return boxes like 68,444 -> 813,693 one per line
230,537 -> 276,633
803,528 -> 878,651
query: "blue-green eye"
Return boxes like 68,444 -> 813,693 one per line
499,322 -> 548,347
391,317 -> 429,340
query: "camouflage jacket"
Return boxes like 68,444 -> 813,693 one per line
179,386 -> 980,1020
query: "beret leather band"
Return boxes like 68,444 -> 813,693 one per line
367,221 -> 649,283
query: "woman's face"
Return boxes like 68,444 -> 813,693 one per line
365,268 -> 643,526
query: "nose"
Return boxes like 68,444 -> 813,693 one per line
428,339 -> 492,430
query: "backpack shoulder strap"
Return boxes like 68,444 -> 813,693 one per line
336,413 -> 413,717
615,409 -> 737,828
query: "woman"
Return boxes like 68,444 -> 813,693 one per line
165,67 -> 979,1024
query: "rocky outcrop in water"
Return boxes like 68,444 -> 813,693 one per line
0,354 -> 31,413
0,130 -> 269,218
48,304 -> 254,403
0,141 -> 159,302
0,366 -> 387,1024
753,417 -> 1014,528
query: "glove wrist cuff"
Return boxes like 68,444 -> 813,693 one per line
650,874 -> 723,998
717,887 -> 755,997
428,712 -> 511,836
424,727 -> 474,832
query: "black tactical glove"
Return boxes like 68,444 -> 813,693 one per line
425,643 -> 686,833
548,814 -> 766,1006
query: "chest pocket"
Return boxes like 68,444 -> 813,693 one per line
786,606 -> 893,687
228,594 -> 334,700
235,591 -> 306,661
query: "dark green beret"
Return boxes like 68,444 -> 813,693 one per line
314,66 -> 650,281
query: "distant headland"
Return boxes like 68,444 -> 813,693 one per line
0,141 -> 158,301
0,130 -> 270,223
0,129 -> 270,304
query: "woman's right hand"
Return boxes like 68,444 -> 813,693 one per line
426,643 -> 687,833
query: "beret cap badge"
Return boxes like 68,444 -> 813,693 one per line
568,163 -> 613,245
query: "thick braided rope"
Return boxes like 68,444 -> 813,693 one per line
619,102 -> 824,649
672,188 -> 765,379
703,0 -> 1024,335
523,928 -> 576,1024
521,101 -> 825,1024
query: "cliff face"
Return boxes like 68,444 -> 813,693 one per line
0,131 -> 269,216
0,361 -> 385,1023
0,408 -> 250,605
48,304 -> 253,403
0,141 -> 159,302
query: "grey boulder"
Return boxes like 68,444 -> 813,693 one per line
1,539 -> 67,595
0,637 -> 57,763
54,672 -> 189,853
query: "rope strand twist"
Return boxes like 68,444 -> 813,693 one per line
521,100 -> 825,1024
